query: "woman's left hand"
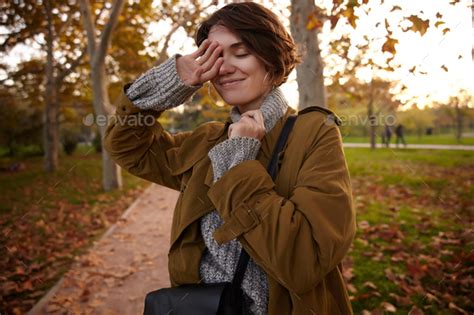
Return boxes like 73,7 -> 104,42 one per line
228,110 -> 265,140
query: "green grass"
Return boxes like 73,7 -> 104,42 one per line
344,148 -> 474,170
345,148 -> 472,313
343,134 -> 474,145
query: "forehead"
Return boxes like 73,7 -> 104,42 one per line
208,25 -> 244,48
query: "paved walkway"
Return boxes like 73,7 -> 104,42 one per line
28,184 -> 178,315
343,143 -> 474,150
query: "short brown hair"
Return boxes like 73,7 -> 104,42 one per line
195,2 -> 301,87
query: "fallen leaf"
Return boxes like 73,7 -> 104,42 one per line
381,301 -> 397,312
408,305 -> 424,315
363,281 -> 378,290
448,302 -> 468,314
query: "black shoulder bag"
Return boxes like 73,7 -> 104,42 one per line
143,115 -> 297,315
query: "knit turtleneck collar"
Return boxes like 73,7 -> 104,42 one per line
229,87 -> 289,133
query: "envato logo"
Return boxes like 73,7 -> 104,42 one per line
323,113 -> 397,127
82,113 -> 156,127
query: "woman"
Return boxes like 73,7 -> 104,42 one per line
104,2 -> 355,314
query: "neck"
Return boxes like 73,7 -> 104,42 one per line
235,87 -> 273,114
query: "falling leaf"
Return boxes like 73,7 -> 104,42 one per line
408,66 -> 417,74
436,12 -> 443,19
306,13 -> 323,31
434,21 -> 445,27
330,16 -> 340,29
391,5 -> 402,11
407,15 -> 430,35
441,65 -> 448,72
382,37 -> 398,54
442,28 -> 450,34
342,6 -> 357,28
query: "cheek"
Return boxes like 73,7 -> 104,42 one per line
240,57 -> 264,75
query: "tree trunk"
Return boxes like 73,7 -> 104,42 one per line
290,0 -> 327,110
80,0 -> 124,191
368,79 -> 376,149
91,62 -> 122,191
43,0 -> 59,172
43,82 -> 60,172
455,101 -> 463,143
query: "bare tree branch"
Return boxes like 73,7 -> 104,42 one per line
57,10 -> 74,35
96,0 -> 125,65
78,0 -> 97,59
155,23 -> 181,66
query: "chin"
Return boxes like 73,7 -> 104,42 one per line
218,92 -> 250,107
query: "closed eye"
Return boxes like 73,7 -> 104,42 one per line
236,53 -> 249,58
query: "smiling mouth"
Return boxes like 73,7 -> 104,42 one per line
220,79 -> 245,88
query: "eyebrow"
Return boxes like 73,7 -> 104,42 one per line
229,42 -> 246,49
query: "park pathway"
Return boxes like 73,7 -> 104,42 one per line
28,184 -> 178,315
343,143 -> 474,150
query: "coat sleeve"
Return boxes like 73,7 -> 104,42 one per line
103,85 -> 192,191
206,121 -> 356,295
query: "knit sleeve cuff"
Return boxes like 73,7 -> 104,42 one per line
125,54 -> 202,111
208,137 -> 261,183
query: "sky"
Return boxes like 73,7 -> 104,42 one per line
1,0 -> 472,110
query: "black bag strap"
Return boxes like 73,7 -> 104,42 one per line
231,114 -> 298,290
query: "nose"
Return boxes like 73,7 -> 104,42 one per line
218,55 -> 236,76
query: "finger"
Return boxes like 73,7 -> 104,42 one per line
194,67 -> 204,80
242,110 -> 264,129
190,39 -> 210,59
200,57 -> 223,82
196,42 -> 220,66
200,44 -> 222,70
242,110 -> 261,122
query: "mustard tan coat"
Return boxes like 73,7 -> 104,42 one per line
104,88 -> 356,315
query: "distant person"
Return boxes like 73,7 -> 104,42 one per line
395,124 -> 407,148
383,124 -> 392,147
426,127 -> 433,135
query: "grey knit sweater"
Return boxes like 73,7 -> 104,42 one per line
126,54 -> 289,314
